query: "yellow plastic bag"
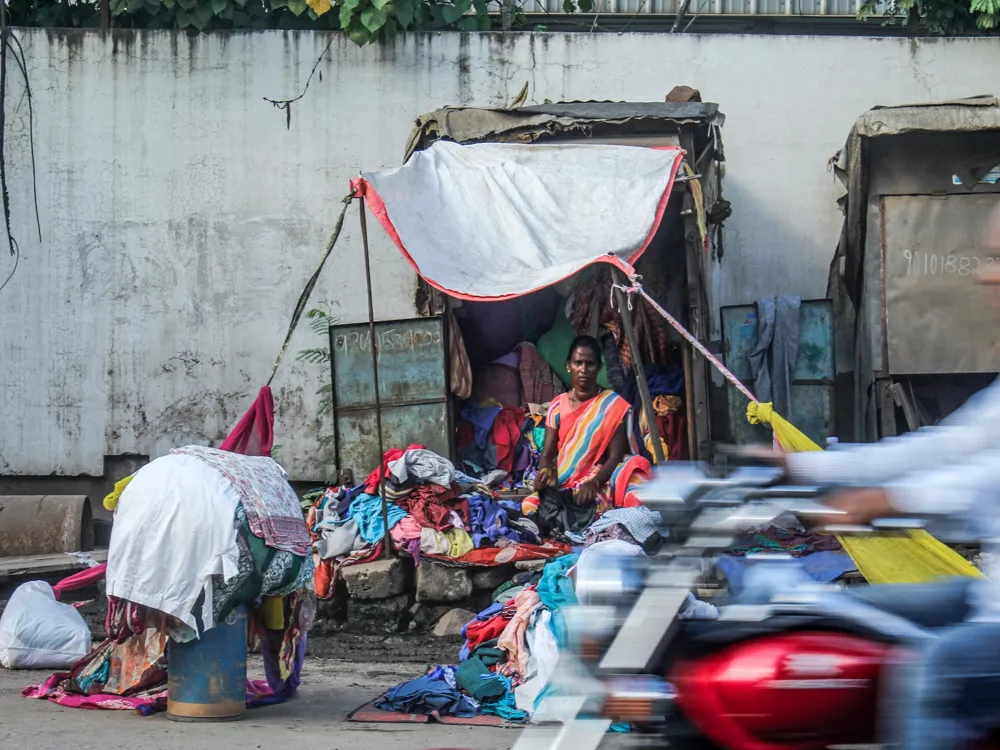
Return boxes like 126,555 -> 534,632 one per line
747,402 -> 981,584
103,474 -> 135,512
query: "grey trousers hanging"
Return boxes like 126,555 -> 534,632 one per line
748,295 -> 801,419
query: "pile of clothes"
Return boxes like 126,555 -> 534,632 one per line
307,445 -> 572,599
375,539 -> 720,725
24,444 -> 315,714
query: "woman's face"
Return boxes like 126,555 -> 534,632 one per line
568,346 -> 600,392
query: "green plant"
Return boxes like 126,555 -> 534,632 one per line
296,304 -> 339,474
856,0 -> 995,33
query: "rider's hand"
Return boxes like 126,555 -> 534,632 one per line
821,487 -> 900,527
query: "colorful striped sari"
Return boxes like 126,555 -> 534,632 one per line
544,390 -> 652,510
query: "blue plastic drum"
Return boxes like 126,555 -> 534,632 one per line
167,605 -> 248,722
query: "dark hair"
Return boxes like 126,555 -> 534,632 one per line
566,335 -> 603,365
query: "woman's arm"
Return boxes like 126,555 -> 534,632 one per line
576,423 -> 628,504
536,425 -> 559,488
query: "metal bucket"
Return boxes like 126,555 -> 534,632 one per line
167,605 -> 248,722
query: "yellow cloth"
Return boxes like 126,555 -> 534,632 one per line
747,401 -> 982,584
445,528 -> 474,559
261,596 -> 285,630
644,435 -> 670,464
103,475 -> 135,512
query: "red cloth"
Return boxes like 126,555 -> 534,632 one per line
466,614 -> 511,649
220,386 -> 275,456
363,443 -> 425,493
52,564 -> 108,601
658,413 -> 688,461
428,543 -> 572,567
492,406 -> 524,473
398,484 -> 469,531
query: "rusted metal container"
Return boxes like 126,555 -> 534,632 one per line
0,496 -> 94,557
166,606 -> 247,722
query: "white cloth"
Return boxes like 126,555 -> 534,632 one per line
515,609 -> 561,715
106,453 -> 242,632
575,539 -> 647,607
787,377 -> 1000,620
388,448 -> 455,488
361,141 -> 684,299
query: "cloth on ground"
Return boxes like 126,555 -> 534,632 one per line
515,608 -> 560,713
576,540 -> 646,607
680,592 -> 720,620
717,551 -> 856,595
345,493 -> 407,545
364,444 -> 425,493
388,449 -> 455,488
170,445 -> 309,556
439,543 -> 571,567
390,515 -> 424,561
536,555 -> 579,646
107,453 -> 241,632
466,613 -> 511,652
727,526 -> 843,557
375,665 -> 479,718
455,655 -> 508,702
468,492 -> 530,548
585,506 -> 662,545
584,524 -> 639,548
460,602 -> 504,661
314,518 -> 366,560
497,588 -> 542,683
748,295 -> 801,420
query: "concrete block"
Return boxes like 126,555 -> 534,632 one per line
471,564 -> 516,590
415,560 -> 472,603
342,557 -> 406,600
346,594 -> 410,634
432,608 -> 477,637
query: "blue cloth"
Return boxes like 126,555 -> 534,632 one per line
345,493 -> 407,545
716,551 -> 855,596
375,666 -> 479,717
537,554 -> 579,646
620,365 -> 685,410
461,404 -> 503,450
459,602 -> 503,662
478,674 -> 529,723
467,492 -> 526,548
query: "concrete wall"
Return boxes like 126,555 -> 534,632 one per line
1,29 -> 998,482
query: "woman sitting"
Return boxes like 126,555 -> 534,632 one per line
532,335 -> 652,515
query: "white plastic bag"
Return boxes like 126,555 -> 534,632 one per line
0,581 -> 92,669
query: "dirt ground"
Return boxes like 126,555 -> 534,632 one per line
0,634 -> 645,750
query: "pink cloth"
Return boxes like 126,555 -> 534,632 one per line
497,588 -> 541,683
220,386 -> 275,457
52,564 -> 108,601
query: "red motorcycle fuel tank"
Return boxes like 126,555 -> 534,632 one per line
671,631 -> 894,750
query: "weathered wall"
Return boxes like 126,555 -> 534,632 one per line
1,29 -> 998,481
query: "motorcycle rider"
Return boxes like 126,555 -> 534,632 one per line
772,205 -> 1000,749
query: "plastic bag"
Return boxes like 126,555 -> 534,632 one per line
747,401 -> 981,584
0,581 -> 91,669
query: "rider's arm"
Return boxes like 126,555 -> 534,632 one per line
786,378 -> 1000,487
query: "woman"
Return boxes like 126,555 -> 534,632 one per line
533,336 -> 651,512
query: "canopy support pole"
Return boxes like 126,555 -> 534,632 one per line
613,269 -> 665,464
358,195 -> 392,560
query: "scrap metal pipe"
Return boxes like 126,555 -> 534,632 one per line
0,495 -> 94,557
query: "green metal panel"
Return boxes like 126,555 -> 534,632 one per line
721,300 -> 835,447
329,317 -> 450,477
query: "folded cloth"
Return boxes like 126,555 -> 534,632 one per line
346,493 -> 407,545
585,506 -> 662,545
455,656 -> 508,702
375,666 -> 478,717
388,449 -> 456,488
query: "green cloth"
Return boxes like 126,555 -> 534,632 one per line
470,646 -> 506,667
455,656 -> 508,702
536,308 -> 610,389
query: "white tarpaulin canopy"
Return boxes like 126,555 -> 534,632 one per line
358,141 -> 684,300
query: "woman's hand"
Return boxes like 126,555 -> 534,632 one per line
575,479 -> 599,506
535,467 -> 554,490
820,487 -> 900,527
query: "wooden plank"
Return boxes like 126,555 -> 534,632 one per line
0,548 -> 107,581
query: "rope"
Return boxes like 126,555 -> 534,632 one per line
266,193 -> 354,386
611,279 -> 759,405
